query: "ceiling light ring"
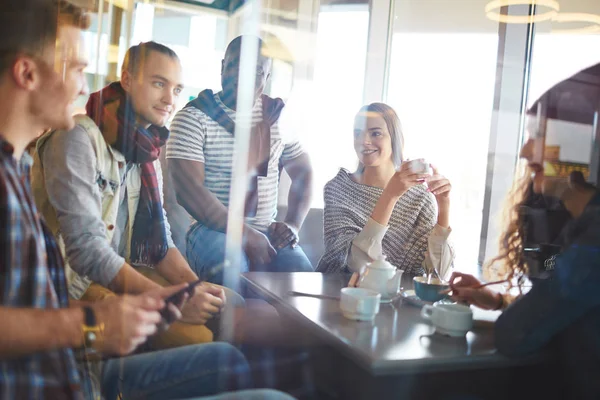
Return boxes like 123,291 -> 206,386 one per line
552,12 -> 600,34
485,0 -> 560,24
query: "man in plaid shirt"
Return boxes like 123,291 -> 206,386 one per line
0,1 -> 190,398
0,1 -> 94,397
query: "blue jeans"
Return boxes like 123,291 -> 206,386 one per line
187,224 -> 314,287
101,343 -> 251,400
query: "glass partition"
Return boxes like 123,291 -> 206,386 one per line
229,0 -> 370,208
73,0 -> 600,278
131,1 -> 228,111
386,0 -> 505,273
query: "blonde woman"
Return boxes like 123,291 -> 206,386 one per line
317,103 -> 454,278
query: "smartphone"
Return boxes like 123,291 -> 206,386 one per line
160,279 -> 203,323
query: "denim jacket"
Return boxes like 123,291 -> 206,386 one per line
495,191 -> 600,398
32,115 -> 174,299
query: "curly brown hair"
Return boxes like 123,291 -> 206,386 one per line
485,61 -> 600,289
484,161 -> 532,291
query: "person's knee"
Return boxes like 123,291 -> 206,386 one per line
187,227 -> 228,262
272,246 -> 314,272
188,342 -> 250,372
186,227 -> 231,281
295,259 -> 314,272
200,342 -> 252,389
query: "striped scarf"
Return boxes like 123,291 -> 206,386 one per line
85,82 -> 169,265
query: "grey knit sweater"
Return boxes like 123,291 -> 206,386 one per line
316,169 -> 437,275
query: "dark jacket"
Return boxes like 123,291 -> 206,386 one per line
495,191 -> 600,399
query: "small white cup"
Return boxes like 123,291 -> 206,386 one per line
340,287 -> 381,321
406,159 -> 431,174
421,302 -> 473,337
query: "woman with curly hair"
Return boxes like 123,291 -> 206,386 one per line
449,62 -> 600,399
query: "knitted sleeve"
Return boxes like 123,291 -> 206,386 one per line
317,178 -> 367,273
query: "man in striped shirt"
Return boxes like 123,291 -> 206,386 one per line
167,36 -> 314,286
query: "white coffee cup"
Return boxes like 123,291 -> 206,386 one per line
406,159 -> 431,174
340,287 -> 381,322
420,302 -> 473,337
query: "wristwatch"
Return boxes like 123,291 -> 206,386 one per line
82,306 -> 104,350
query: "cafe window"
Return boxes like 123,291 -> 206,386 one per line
293,4 -> 371,208
386,0 -> 504,273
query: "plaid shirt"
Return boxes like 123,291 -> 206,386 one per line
0,136 -> 82,399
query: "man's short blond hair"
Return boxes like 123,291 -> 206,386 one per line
121,41 -> 180,77
0,0 -> 90,73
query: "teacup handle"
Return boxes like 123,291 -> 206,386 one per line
421,305 -> 434,320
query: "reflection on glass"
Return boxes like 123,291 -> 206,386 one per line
132,2 -> 228,112
528,2 -> 600,184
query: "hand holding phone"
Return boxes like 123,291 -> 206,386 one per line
160,279 -> 203,324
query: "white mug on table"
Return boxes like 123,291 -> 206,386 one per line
340,287 -> 381,321
421,302 -> 473,337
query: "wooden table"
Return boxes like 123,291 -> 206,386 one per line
242,272 -> 561,400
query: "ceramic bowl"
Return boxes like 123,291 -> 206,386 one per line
413,276 -> 449,303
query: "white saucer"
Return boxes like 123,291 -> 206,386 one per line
434,326 -> 468,337
399,290 -> 430,307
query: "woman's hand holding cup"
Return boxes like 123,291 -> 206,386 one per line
424,164 -> 452,228
426,165 -> 452,200
385,159 -> 432,199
